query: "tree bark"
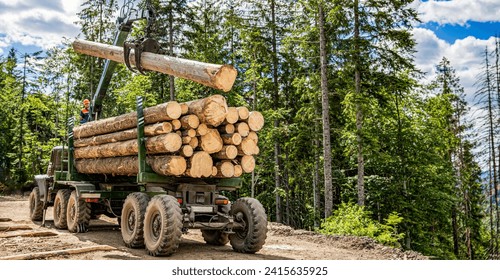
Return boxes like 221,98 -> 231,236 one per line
74,122 -> 173,148
319,2 -> 333,217
354,0 -> 365,206
74,133 -> 182,159
73,101 -> 181,139
72,39 -> 237,92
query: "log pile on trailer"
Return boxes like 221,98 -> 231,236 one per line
72,95 -> 264,179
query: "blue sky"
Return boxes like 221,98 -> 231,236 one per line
1,0 -> 500,108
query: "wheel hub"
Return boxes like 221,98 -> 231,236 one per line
151,212 -> 161,240
127,210 -> 136,231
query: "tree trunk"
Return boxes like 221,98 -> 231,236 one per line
354,0 -> 365,206
319,3 -> 333,217
72,39 -> 237,92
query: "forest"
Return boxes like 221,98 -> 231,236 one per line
0,0 -> 499,260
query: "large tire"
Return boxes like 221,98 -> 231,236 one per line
66,191 -> 91,233
29,187 -> 43,221
201,196 -> 230,246
143,195 -> 182,256
53,189 -> 71,229
121,192 -> 150,248
229,197 -> 267,253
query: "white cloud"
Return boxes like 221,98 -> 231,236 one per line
0,0 -> 85,51
413,27 -> 496,104
414,0 -> 500,25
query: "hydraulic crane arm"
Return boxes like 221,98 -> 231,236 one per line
90,0 -> 157,121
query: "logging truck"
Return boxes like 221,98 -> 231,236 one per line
27,0 -> 267,256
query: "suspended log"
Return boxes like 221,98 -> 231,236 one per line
72,39 -> 237,92
221,133 -> 242,146
239,155 -> 256,173
246,111 -> 265,132
213,145 -> 238,160
199,129 -> 223,154
183,95 -> 228,127
74,133 -> 182,159
74,122 -> 173,148
75,155 -> 186,176
185,151 -> 213,178
73,101 -> 181,139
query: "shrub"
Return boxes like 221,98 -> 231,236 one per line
318,202 -> 404,247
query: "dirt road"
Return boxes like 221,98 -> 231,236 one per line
0,195 -> 426,260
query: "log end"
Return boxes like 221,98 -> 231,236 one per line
214,65 -> 238,92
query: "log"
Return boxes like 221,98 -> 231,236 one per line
189,137 -> 199,149
0,225 -> 32,231
239,155 -> 256,173
74,122 -> 173,148
73,39 -> 237,92
0,245 -> 116,260
213,145 -> 238,160
0,218 -> 12,222
180,103 -> 189,115
0,231 -> 58,239
247,111 -> 265,132
247,131 -> 258,143
182,129 -> 196,138
147,155 -> 187,176
218,123 -> 235,134
171,119 -> 182,130
184,95 -> 228,127
211,166 -> 218,177
185,151 -> 213,178
196,123 -> 210,136
199,129 -> 223,154
235,122 -> 250,137
215,161 -> 235,178
225,107 -> 239,124
74,133 -> 182,159
234,164 -> 243,177
73,101 -> 181,139
237,137 -> 259,156
182,136 -> 192,145
180,145 -> 194,158
237,106 -> 250,120
75,155 -> 186,176
221,133 -> 242,146
180,114 -> 200,129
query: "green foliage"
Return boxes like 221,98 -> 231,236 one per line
319,202 -> 404,247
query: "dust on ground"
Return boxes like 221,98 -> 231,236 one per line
0,195 -> 427,260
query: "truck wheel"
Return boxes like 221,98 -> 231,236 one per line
53,189 -> 71,229
229,197 -> 267,253
201,196 -> 230,246
143,195 -> 182,256
121,192 -> 150,248
66,191 -> 91,233
29,187 -> 43,221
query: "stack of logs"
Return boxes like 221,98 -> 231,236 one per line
73,95 -> 263,178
